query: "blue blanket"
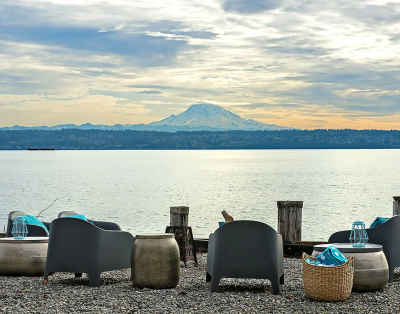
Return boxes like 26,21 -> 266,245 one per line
16,215 -> 49,234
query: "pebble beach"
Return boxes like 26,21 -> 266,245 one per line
1,254 -> 400,314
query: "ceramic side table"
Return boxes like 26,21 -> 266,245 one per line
0,237 -> 48,276
131,233 -> 180,289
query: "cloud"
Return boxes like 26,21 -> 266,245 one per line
1,25 -> 188,67
223,0 -> 283,14
136,90 -> 162,94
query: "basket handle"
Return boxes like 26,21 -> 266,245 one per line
348,255 -> 355,273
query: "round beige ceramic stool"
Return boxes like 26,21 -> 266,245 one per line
0,237 -> 48,276
131,233 -> 180,289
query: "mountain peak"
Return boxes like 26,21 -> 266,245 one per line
148,103 -> 291,131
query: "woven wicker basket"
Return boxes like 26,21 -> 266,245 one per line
302,252 -> 354,302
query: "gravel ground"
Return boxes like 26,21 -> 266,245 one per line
1,254 -> 400,314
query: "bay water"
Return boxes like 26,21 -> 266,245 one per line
0,149 -> 399,241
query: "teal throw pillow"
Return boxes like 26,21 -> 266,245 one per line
316,245 -> 347,266
63,214 -> 94,224
370,217 -> 389,228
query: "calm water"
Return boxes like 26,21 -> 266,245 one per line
0,150 -> 399,240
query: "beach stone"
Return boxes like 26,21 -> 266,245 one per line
2,254 -> 400,313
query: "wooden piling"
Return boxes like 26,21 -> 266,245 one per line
393,196 -> 400,216
167,206 -> 197,266
170,206 -> 189,226
277,201 -> 303,244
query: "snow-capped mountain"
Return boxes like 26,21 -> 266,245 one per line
0,104 -> 292,132
148,104 -> 290,131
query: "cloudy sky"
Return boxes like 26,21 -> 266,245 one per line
1,0 -> 400,129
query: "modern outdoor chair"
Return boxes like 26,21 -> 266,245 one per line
206,220 -> 284,294
328,215 -> 400,283
58,210 -> 121,231
43,217 -> 134,287
6,211 -> 50,237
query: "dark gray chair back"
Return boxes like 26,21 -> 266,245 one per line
206,220 -> 284,294
44,217 -> 134,287
58,211 -> 121,231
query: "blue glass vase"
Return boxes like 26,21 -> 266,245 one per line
350,221 -> 368,247
11,216 -> 28,239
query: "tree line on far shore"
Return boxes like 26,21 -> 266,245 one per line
0,129 -> 400,150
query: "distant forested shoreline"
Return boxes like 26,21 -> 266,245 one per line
0,129 -> 400,150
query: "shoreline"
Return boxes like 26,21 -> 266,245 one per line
1,254 -> 400,313
194,239 -> 327,258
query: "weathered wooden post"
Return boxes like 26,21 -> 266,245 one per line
393,196 -> 400,216
166,206 -> 197,266
277,201 -> 303,244
170,206 -> 189,226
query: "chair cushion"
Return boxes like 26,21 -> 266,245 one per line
370,217 -> 389,228
316,245 -> 347,266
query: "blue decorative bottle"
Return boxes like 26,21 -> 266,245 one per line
11,216 -> 28,239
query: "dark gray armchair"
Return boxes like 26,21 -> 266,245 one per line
206,220 -> 284,294
58,211 -> 121,231
328,215 -> 400,283
43,217 -> 134,287
6,211 -> 50,237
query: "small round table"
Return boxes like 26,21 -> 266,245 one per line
312,243 -> 389,291
131,233 -> 180,289
0,237 -> 48,276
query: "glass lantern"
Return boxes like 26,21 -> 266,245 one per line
350,221 -> 368,247
11,216 -> 28,239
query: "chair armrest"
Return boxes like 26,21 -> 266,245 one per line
98,230 -> 134,270
206,233 -> 216,274
277,234 -> 284,276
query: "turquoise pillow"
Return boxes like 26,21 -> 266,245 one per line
370,217 -> 389,228
316,245 -> 347,266
63,214 -> 94,224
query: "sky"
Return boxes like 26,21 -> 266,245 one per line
1,0 -> 400,130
